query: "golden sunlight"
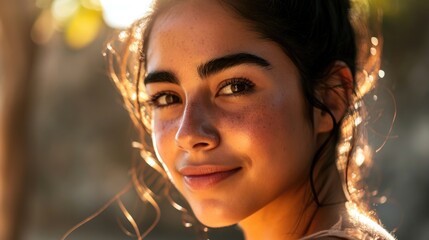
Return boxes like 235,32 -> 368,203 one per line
100,0 -> 153,29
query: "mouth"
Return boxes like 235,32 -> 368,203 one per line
179,165 -> 242,191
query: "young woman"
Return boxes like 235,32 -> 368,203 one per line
103,0 -> 396,239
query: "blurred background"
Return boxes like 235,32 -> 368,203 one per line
0,0 -> 428,239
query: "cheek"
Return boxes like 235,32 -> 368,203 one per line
230,105 -> 292,153
152,119 -> 178,179
221,95 -> 314,182
222,93 -> 306,147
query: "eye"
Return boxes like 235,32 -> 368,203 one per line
149,91 -> 182,108
217,78 -> 255,96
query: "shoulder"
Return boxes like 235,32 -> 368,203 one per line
301,203 -> 396,240
342,203 -> 396,240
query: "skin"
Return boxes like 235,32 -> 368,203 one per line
144,1 -> 350,239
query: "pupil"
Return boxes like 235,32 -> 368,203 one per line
232,83 -> 245,93
166,95 -> 175,104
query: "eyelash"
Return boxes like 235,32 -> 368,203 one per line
148,91 -> 181,109
216,77 -> 255,96
148,77 -> 255,109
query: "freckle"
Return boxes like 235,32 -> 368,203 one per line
230,113 -> 243,125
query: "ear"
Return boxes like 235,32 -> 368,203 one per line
314,61 -> 353,134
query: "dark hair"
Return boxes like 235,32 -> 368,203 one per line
105,0 -> 382,237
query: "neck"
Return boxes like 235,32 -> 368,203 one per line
239,165 -> 347,240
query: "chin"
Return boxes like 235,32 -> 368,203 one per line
192,207 -> 241,228
196,216 -> 238,228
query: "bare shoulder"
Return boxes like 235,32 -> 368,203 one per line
301,205 -> 396,240
341,205 -> 397,240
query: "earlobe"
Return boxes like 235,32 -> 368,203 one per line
315,61 -> 353,134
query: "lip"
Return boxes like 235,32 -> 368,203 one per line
178,165 -> 242,190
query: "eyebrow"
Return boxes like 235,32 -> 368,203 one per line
144,71 -> 179,85
144,52 -> 271,85
198,53 -> 271,78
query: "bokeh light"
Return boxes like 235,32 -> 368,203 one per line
99,0 -> 153,29
65,8 -> 102,49
51,0 -> 80,25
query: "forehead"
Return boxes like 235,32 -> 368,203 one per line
145,0 -> 263,72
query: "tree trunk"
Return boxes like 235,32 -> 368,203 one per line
0,1 -> 37,239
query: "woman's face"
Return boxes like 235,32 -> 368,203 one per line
145,0 -> 324,227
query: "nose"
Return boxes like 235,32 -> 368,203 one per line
175,100 -> 220,152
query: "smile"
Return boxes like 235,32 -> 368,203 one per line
179,165 -> 242,190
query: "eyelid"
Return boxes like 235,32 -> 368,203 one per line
147,90 -> 181,108
216,77 -> 255,96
